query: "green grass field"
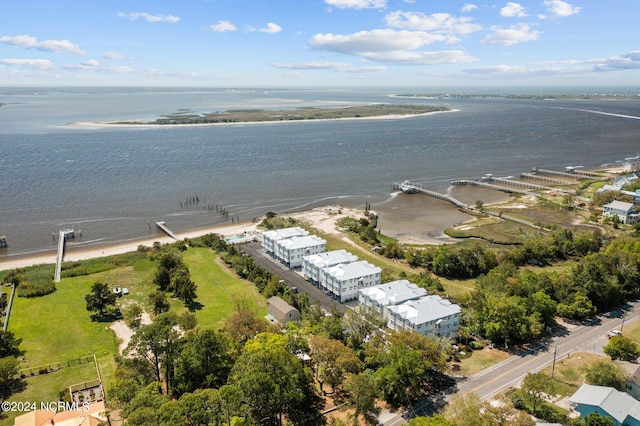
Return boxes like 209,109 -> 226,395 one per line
173,247 -> 267,329
3,245 -> 266,424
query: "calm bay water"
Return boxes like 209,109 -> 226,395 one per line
1,88 -> 639,260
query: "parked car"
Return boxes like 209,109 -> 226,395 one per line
606,329 -> 622,339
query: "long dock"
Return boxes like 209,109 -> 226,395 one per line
54,230 -> 65,283
155,221 -> 178,240
393,181 -> 470,210
520,173 -> 573,186
451,179 -> 531,195
530,168 -> 604,180
488,176 -> 576,195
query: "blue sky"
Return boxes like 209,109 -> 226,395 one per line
1,0 -> 639,88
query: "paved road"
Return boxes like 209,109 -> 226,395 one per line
240,242 -> 348,314
380,301 -> 640,425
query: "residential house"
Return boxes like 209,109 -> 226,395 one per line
358,280 -> 427,319
320,260 -> 381,302
570,384 -> 640,426
268,296 -> 301,325
603,200 -> 639,224
387,295 -> 461,338
621,189 -> 640,206
302,249 -> 358,284
274,235 -> 326,268
261,227 -> 309,256
15,401 -> 107,426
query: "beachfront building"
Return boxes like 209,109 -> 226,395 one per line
262,227 -> 309,256
570,384 -> 640,426
624,155 -> 640,173
275,235 -> 326,268
603,200 -> 639,224
268,296 -> 301,325
358,280 -> 427,319
387,295 -> 461,338
302,249 -> 358,284
621,189 -> 640,206
320,260 -> 381,303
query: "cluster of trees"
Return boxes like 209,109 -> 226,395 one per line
107,285 -> 454,425
0,331 -> 24,408
153,251 -> 198,306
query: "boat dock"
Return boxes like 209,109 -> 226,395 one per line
155,221 -> 178,240
530,168 -> 604,180
520,173 -> 573,186
486,176 -> 576,195
393,181 -> 470,210
451,179 -> 531,195
54,230 -> 65,283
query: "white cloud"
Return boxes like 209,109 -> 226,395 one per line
271,61 -> 385,73
0,34 -> 85,55
310,29 -> 475,65
0,58 -> 54,69
461,4 -> 478,13
500,2 -> 527,18
102,51 -> 125,60
385,11 -> 482,36
542,0 -> 581,18
117,12 -> 180,23
325,0 -> 386,10
259,23 -> 282,34
481,23 -> 540,45
209,20 -> 237,32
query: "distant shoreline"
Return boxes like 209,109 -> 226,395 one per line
69,108 -> 459,129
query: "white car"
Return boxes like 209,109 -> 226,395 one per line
606,330 -> 622,339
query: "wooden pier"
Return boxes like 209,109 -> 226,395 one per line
488,176 -> 576,195
520,173 -> 573,186
155,221 -> 178,240
531,168 -> 597,180
54,230 -> 65,283
451,179 -> 531,195
393,181 -> 470,210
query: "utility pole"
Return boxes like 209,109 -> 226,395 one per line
621,313 -> 627,333
551,346 -> 558,379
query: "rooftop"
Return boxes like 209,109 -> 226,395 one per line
263,227 -> 309,240
359,280 -> 427,306
324,260 -> 381,280
570,384 -> 640,424
303,249 -> 358,268
604,200 -> 635,211
278,235 -> 326,250
388,295 -> 461,324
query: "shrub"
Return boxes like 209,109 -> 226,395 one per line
470,341 -> 484,350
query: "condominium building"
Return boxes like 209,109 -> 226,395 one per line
358,280 -> 427,319
275,235 -> 326,268
261,227 -> 309,256
320,260 -> 381,302
302,249 -> 358,284
387,295 -> 461,338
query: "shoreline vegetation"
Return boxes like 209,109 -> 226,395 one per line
106,104 -> 450,126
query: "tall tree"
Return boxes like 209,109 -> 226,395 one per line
309,335 -> 361,394
344,373 -> 379,426
85,282 -> 116,317
604,336 -> 640,362
520,372 -> 553,414
583,360 -> 630,391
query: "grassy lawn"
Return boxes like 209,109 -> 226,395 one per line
445,217 -> 530,245
2,361 -> 100,426
538,352 -> 608,398
175,247 -> 267,330
618,317 -> 640,344
457,347 -> 512,376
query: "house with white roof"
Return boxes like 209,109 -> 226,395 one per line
302,249 -> 358,284
621,189 -> 640,206
320,260 -> 381,302
570,384 -> 640,426
358,280 -> 427,319
603,200 -> 639,224
262,227 -> 309,256
275,235 -> 326,268
387,295 -> 461,338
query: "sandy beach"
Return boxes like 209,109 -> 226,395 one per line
68,109 -> 459,129
0,205 -> 369,272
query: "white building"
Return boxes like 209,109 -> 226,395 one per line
621,189 -> 640,206
320,260 -> 381,303
387,295 -> 461,338
624,155 -> 640,173
358,280 -> 427,319
302,249 -> 358,284
262,227 -> 309,256
603,200 -> 639,224
275,235 -> 326,268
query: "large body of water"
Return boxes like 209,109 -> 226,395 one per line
1,87 -> 639,261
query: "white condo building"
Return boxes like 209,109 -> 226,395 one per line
358,280 -> 427,319
262,227 -> 309,256
602,200 -> 639,224
275,235 -> 326,268
387,295 -> 461,338
320,260 -> 381,303
302,250 -> 359,284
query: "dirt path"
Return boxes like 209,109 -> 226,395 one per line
110,312 -> 152,355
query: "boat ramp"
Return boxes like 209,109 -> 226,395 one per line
155,221 -> 178,240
